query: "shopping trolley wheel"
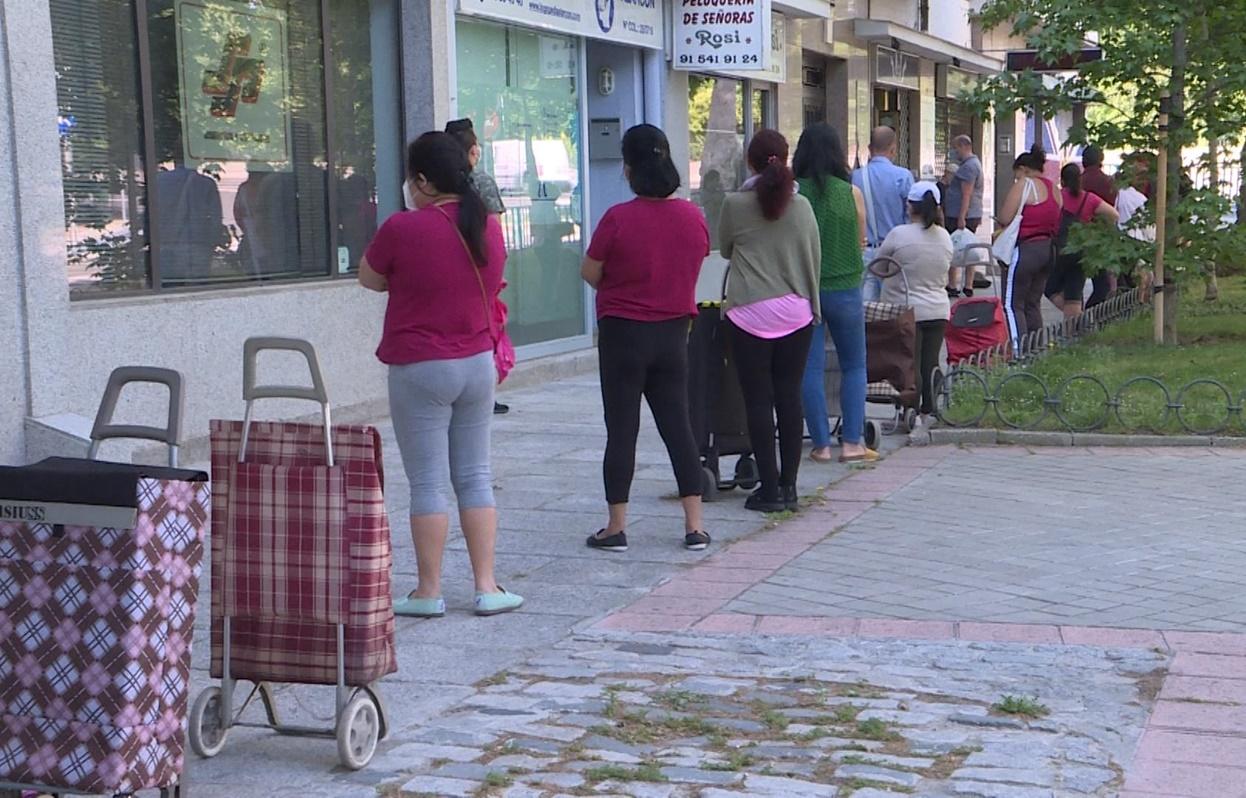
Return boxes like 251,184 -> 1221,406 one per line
189,686 -> 230,758
700,466 -> 722,501
734,456 -> 759,490
337,693 -> 381,770
864,420 -> 880,449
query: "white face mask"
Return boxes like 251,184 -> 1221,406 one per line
402,181 -> 416,210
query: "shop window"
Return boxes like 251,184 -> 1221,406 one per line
688,74 -> 744,252
455,19 -> 586,347
52,0 -> 401,297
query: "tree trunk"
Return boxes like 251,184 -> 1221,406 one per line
1162,20 -> 1188,346
1205,138 -> 1220,302
1239,139 -> 1246,232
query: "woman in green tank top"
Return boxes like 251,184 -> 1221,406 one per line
792,124 -> 878,464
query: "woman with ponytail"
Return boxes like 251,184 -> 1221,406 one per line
358,131 -> 523,619
580,124 -> 711,553
876,181 -> 953,427
717,129 -> 821,513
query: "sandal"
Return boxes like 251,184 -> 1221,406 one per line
838,449 -> 881,464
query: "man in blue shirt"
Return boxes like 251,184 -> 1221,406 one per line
852,127 -> 914,300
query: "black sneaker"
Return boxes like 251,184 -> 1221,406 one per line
744,489 -> 786,513
587,529 -> 628,552
684,531 -> 711,551
946,287 -> 961,299
973,276 -> 992,289
780,485 -> 799,512
493,402 -> 510,415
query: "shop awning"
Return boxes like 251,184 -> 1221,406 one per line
850,19 -> 1003,74
773,0 -> 832,19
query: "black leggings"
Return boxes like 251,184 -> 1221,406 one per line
915,319 -> 947,416
1002,238 -> 1054,342
728,321 -> 814,495
598,316 -> 702,505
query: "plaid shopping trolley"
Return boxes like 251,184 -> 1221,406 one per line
191,338 -> 395,771
0,367 -> 205,798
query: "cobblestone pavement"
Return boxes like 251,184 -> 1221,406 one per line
176,371 -> 1246,797
381,632 -> 1162,798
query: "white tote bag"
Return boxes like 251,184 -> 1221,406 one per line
991,178 -> 1034,265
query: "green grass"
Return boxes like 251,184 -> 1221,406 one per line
760,708 -> 791,732
482,771 -> 512,787
942,276 -> 1246,434
654,689 -> 707,712
853,718 -> 902,741
583,761 -> 667,784
992,695 -> 1050,718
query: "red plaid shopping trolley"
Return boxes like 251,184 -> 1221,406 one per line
189,338 -> 395,771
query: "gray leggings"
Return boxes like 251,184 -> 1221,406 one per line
388,351 -> 496,516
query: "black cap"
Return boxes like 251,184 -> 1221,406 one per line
445,118 -> 474,135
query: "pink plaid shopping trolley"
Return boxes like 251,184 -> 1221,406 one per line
190,338 -> 395,771
0,367 -> 205,798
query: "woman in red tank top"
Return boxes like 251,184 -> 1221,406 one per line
996,146 -> 1062,345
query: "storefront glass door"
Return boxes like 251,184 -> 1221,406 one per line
456,19 -> 586,347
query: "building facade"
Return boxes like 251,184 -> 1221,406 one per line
1,0 -> 1000,463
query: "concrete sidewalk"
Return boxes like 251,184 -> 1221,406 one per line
184,368 -> 904,796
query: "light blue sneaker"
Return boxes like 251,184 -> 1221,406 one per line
393,595 -> 445,618
474,587 -> 524,617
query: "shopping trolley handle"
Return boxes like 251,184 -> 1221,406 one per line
243,337 -> 330,405
89,366 -> 185,467
958,242 -> 994,266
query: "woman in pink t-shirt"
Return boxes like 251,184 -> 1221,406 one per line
1045,162 -> 1121,318
580,125 -> 711,553
358,132 -> 522,619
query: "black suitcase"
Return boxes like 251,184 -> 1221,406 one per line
686,303 -> 759,499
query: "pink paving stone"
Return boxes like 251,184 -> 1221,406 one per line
682,565 -> 777,584
768,527 -> 832,546
593,612 -> 698,633
650,580 -> 749,600
724,540 -> 811,557
857,618 -> 957,640
625,596 -> 726,616
1159,675 -> 1246,705
755,615 -> 858,636
1060,626 -> 1168,649
1164,630 -> 1246,656
1123,760 -> 1246,797
957,622 -> 1063,644
692,613 -> 758,633
1148,701 -> 1246,734
1171,651 -> 1246,678
1135,729 -> 1246,766
707,552 -> 794,570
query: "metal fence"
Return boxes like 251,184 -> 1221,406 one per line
931,288 -> 1246,435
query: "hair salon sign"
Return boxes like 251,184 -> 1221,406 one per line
673,0 -> 771,71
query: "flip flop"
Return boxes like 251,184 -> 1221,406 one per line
838,450 -> 881,464
809,451 -> 834,464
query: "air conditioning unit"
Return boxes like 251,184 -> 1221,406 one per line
936,64 -> 949,98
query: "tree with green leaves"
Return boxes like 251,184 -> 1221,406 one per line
965,0 -> 1246,343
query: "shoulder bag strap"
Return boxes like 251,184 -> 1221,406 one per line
433,205 -> 497,344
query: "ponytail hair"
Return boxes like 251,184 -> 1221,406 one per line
1061,162 -> 1082,196
909,192 -> 941,229
747,129 -> 794,221
407,131 -> 489,266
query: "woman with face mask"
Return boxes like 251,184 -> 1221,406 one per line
359,132 -> 522,619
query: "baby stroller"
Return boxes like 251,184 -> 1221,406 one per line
863,257 -> 920,433
687,302 -> 760,501
946,242 -> 1008,366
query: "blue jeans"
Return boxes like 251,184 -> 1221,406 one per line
801,287 -> 868,448
861,249 -> 882,302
